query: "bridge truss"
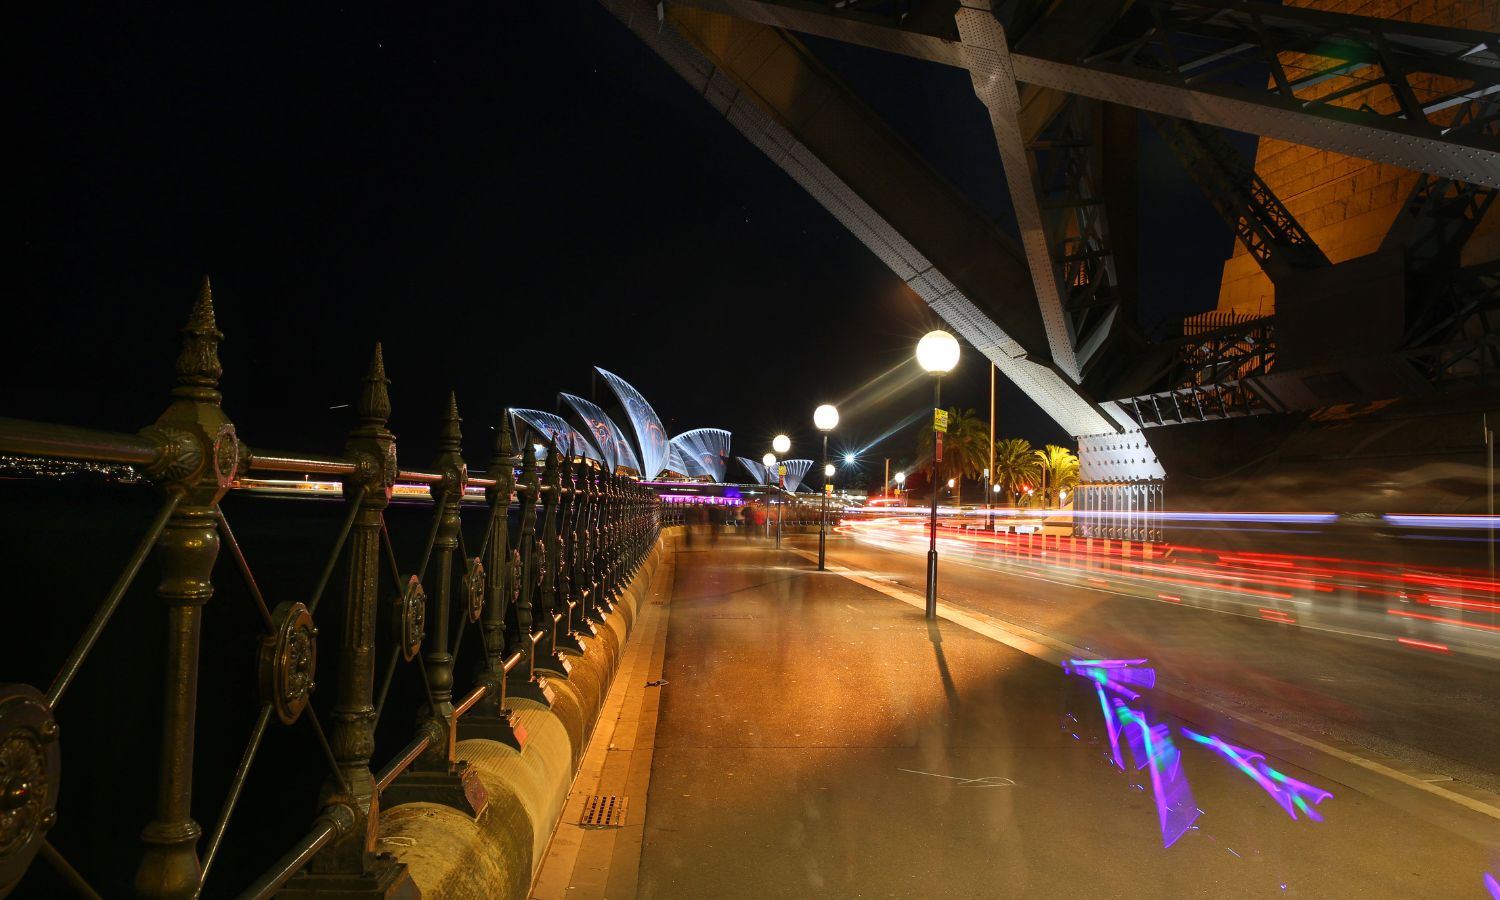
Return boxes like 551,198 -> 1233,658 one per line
600,0 -> 1499,493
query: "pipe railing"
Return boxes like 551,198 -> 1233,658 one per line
0,280 -> 661,898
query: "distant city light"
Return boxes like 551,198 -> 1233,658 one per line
844,453 -> 856,465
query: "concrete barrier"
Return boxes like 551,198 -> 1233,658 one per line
375,531 -> 673,897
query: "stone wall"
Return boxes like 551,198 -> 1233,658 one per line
373,532 -> 673,898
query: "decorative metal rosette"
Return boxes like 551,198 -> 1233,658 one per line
507,549 -> 522,608
394,575 -> 427,661
0,685 -> 59,895
212,424 -> 240,488
464,557 -> 486,623
258,603 -> 317,725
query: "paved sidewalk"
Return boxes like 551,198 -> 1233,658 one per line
552,538 -> 1497,898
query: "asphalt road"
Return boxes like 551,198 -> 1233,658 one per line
793,530 -> 1500,795
637,537 -> 1498,899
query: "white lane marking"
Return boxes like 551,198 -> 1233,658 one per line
789,548 -> 1500,824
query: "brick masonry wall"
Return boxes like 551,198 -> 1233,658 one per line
1211,0 -> 1499,318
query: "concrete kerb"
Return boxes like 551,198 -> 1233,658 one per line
375,529 -> 677,897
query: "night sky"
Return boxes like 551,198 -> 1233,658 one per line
13,2 -> 1235,481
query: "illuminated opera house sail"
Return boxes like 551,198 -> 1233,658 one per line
507,369 -> 745,484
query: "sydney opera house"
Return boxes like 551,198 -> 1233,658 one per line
507,367 -> 813,490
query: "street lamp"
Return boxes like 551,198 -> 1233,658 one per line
762,452 -> 777,543
814,403 -> 839,570
895,470 -> 906,504
983,466 -> 992,531
916,329 -> 960,619
772,434 -> 791,454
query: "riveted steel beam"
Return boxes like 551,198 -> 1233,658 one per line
601,0 -> 1126,435
957,0 -> 1082,379
668,0 -> 1500,186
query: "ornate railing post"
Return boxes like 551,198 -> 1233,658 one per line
282,345 -> 415,896
134,280 -> 241,899
533,443 -> 574,667
604,475 -> 624,605
570,461 -> 601,630
552,450 -> 586,653
382,395 -> 487,817
517,442 -> 547,671
459,424 -> 530,746
583,465 -> 608,619
427,394 -> 465,721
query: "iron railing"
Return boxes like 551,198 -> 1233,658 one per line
0,281 -> 660,898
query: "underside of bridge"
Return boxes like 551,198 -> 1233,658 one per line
599,0 -> 1499,514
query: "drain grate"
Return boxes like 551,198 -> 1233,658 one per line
579,794 -> 629,828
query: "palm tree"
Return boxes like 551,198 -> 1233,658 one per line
916,407 -> 988,506
992,437 -> 1039,505
1033,444 -> 1080,507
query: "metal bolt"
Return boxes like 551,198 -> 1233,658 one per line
2,775 -> 31,810
38,719 -> 59,742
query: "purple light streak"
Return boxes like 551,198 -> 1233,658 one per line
1181,728 -> 1332,822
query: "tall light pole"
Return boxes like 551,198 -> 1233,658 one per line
988,361 -> 996,530
917,330 -> 960,619
1486,415 -> 1494,589
983,467 -> 991,531
895,470 -> 906,505
814,404 -> 839,570
761,452 -> 778,544
773,434 -> 791,549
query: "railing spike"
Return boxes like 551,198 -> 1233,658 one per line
440,391 -> 463,451
359,343 -> 392,427
173,276 -> 224,398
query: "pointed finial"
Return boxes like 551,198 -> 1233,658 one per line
439,391 -> 462,451
358,342 -> 392,426
542,431 -> 559,474
174,276 -> 224,396
495,419 -> 512,456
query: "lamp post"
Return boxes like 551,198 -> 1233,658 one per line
761,452 -> 777,542
814,404 -> 839,570
895,470 -> 906,504
917,330 -> 960,619
983,467 -> 991,531
773,434 -> 791,549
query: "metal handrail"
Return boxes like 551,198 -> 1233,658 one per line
234,817 -> 339,900
375,735 -> 433,794
246,450 -> 358,476
0,416 -> 160,466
